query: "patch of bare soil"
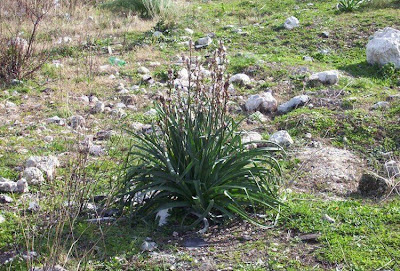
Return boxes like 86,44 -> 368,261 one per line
135,221 -> 334,270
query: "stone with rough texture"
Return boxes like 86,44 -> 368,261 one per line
195,36 -> 212,49
284,16 -> 299,30
245,92 -> 277,113
141,240 -> 158,252
0,178 -> 28,193
359,172 -> 391,197
278,95 -> 309,114
0,194 -> 13,203
92,101 -> 105,114
242,131 -> 263,149
28,201 -> 40,212
296,146 -> 364,196
68,115 -> 85,129
47,116 -> 65,126
229,74 -> 250,86
371,101 -> 390,110
138,66 -> 150,74
366,27 -> 400,68
23,167 -> 45,185
269,130 -> 293,147
309,70 -> 339,85
26,156 -> 60,180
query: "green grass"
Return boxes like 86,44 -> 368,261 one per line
281,195 -> 400,270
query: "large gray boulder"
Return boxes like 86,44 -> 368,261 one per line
366,27 -> 400,68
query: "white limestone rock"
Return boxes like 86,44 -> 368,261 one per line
245,92 -> 277,113
269,130 -> 294,147
284,16 -> 299,30
309,70 -> 339,85
366,27 -> 400,68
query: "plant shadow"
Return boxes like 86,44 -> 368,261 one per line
338,61 -> 382,80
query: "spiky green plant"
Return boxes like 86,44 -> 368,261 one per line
337,0 -> 366,11
120,42 -> 283,230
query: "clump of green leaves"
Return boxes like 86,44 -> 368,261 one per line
104,0 -> 173,18
120,42 -> 283,230
337,0 -> 366,11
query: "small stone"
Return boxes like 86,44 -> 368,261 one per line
95,130 -> 114,141
23,167 -> 45,185
184,28 -> 194,35
322,214 -> 335,223
278,95 -> 310,114
110,108 -> 126,118
245,92 -> 277,113
0,194 -> 13,203
141,240 -> 158,251
153,31 -> 163,38
321,31 -> 330,38
144,109 -> 157,117
138,66 -> 150,74
28,201 -> 40,212
269,130 -> 294,147
68,115 -> 85,129
44,136 -> 54,143
371,101 -> 390,110
92,101 -> 105,114
195,36 -> 212,49
0,215 -> 5,224
114,102 -> 126,109
309,70 -> 339,85
5,101 -> 17,108
242,131 -> 262,146
89,144 -> 105,156
142,74 -> 153,83
229,73 -> 250,86
284,16 -> 299,30
183,237 -> 208,248
303,56 -> 313,62
46,116 -> 65,126
89,95 -> 98,103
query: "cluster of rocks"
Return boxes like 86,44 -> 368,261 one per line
0,156 -> 60,195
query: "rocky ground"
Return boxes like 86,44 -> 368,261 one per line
1,0 -> 400,270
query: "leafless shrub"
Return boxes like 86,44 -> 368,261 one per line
0,0 -> 54,83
